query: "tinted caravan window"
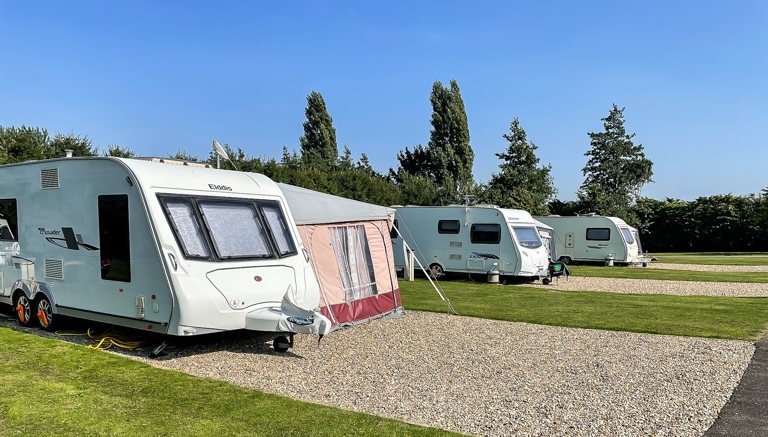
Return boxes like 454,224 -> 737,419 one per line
259,201 -> 297,257
199,200 -> 273,259
0,198 -> 17,241
586,228 -> 610,241
438,220 -> 461,234
99,195 -> 131,282
470,223 -> 501,244
162,198 -> 212,258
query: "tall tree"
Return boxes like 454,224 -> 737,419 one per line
0,125 -> 96,164
484,118 -> 555,214
392,79 -> 474,204
299,91 -> 338,169
578,104 -> 653,218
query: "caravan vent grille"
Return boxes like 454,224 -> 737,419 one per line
41,168 -> 60,189
45,259 -> 64,279
449,254 -> 462,260
449,241 -> 463,247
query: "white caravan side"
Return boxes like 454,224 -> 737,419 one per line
392,205 -> 550,280
0,157 -> 329,347
535,215 -> 650,266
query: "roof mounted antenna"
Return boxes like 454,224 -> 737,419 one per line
462,194 -> 476,206
212,139 -> 239,171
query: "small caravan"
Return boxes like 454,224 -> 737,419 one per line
391,205 -> 550,281
277,183 -> 402,330
0,157 -> 330,349
535,214 -> 650,266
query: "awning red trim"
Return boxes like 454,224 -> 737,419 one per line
321,289 -> 402,326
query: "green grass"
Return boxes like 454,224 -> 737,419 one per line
0,327 -> 454,437
400,280 -> 768,340
569,265 -> 768,282
651,252 -> 768,266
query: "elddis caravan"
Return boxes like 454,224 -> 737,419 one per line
391,205 -> 550,281
535,214 -> 650,266
0,157 -> 330,350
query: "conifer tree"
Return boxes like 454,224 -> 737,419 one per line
578,104 -> 653,218
299,91 -> 338,169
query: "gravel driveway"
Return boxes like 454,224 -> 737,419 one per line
134,311 -> 753,437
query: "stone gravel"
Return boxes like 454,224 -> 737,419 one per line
129,311 -> 753,437
530,276 -> 768,297
649,263 -> 768,273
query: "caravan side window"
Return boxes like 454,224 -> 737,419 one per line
0,198 -> 18,241
586,228 -> 610,241
99,195 -> 131,282
438,220 -> 460,234
470,223 -> 501,244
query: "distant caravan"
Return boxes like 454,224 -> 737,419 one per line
534,214 -> 651,266
391,205 -> 551,282
0,157 -> 330,351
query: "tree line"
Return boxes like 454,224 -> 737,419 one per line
2,80 -> 766,252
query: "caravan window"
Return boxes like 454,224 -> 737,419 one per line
329,225 -> 377,302
620,227 -> 635,244
259,202 -> 297,256
512,226 -> 542,248
438,220 -> 461,234
586,228 -> 610,241
199,201 -> 273,259
160,195 -> 298,261
163,198 -> 212,258
99,195 -> 131,282
470,223 -> 501,244
0,199 -> 18,241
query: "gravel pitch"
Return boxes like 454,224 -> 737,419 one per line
128,311 -> 753,437
530,276 -> 768,297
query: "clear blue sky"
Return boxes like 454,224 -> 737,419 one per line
1,1 -> 766,201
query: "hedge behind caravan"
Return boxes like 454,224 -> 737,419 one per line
0,157 -> 330,348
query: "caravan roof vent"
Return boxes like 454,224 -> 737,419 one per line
41,168 -> 60,189
45,259 -> 64,279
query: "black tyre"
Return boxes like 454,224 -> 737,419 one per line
559,256 -> 573,265
36,295 -> 59,332
273,335 -> 290,353
13,293 -> 35,327
542,277 -> 552,285
428,263 -> 444,279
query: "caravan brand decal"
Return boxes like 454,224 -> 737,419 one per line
208,184 -> 232,191
40,227 -> 99,251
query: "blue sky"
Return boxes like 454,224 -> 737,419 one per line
1,1 -> 766,200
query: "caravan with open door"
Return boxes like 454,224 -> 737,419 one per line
391,205 -> 550,281
534,214 -> 650,266
0,157 -> 330,350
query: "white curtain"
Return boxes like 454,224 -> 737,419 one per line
166,200 -> 210,257
329,225 -> 377,302
200,202 -> 271,257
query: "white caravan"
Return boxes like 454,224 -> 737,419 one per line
0,157 -> 330,350
392,205 -> 550,281
535,214 -> 650,266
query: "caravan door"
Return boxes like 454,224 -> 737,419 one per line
0,210 -> 20,297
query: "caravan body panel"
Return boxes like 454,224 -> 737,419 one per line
535,215 -> 650,266
392,205 -> 549,279
0,157 -> 328,336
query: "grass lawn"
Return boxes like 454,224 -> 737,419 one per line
569,265 -> 768,282
0,327 -> 454,437
651,252 -> 768,266
399,280 -> 768,340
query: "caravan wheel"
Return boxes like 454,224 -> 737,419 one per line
272,336 -> 291,353
428,263 -> 444,279
36,295 -> 59,332
13,293 -> 35,327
